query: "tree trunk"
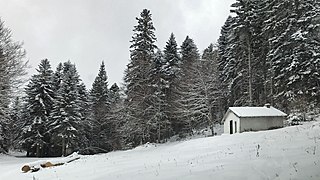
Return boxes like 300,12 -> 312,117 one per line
247,38 -> 253,106
62,137 -> 66,157
36,144 -> 40,157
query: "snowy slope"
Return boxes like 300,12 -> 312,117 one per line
1,121 -> 320,180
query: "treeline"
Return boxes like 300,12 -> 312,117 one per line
13,9 -> 222,156
1,0 -> 319,156
15,59 -> 122,156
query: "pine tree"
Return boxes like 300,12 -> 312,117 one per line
162,33 -> 181,138
123,9 -> 157,146
147,49 -> 171,142
199,44 -> 223,135
22,59 -> 54,157
49,61 -> 83,156
174,36 -> 200,135
218,0 -> 269,107
217,16 -> 238,107
77,82 -> 91,153
108,83 -> 131,150
89,61 -> 112,152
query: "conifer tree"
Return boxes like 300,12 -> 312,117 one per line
217,16 -> 237,107
107,83 -> 126,150
22,59 -> 54,157
162,33 -> 181,138
49,61 -> 83,156
123,9 -> 157,146
89,61 -> 112,152
148,49 -> 171,142
199,44 -> 223,135
174,36 -> 200,135
77,82 -> 91,152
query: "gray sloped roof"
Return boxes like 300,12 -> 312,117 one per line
222,106 -> 287,122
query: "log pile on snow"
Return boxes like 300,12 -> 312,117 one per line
21,152 -> 80,173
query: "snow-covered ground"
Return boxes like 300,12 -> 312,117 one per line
1,120 -> 320,180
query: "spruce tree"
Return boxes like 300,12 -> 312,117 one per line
219,0 -> 269,107
174,36 -> 200,135
217,16 -> 237,107
77,82 -> 91,153
107,83 -> 126,150
123,9 -> 157,146
148,49 -> 171,142
199,44 -> 223,135
89,61 -> 112,152
49,61 -> 83,156
162,33 -> 181,138
22,59 -> 54,157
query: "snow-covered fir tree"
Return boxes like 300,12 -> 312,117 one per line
49,61 -> 83,156
162,33 -> 181,137
22,59 -> 54,157
89,61 -> 112,152
147,49 -> 171,142
174,36 -> 200,136
105,83 -> 128,150
198,44 -> 223,135
77,82 -> 91,153
123,9 -> 158,147
217,16 -> 237,108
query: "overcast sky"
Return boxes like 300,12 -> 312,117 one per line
0,0 -> 234,88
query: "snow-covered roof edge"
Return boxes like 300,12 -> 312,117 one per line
221,106 -> 287,123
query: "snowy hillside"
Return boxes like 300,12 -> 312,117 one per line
1,120 -> 320,180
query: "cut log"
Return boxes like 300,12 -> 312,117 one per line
21,165 -> 30,173
40,162 -> 54,168
21,165 -> 40,173
21,153 -> 80,173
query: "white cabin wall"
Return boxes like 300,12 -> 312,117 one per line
223,112 -> 240,134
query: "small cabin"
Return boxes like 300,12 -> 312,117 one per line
222,104 -> 287,134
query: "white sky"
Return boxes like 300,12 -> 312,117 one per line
0,0 -> 234,88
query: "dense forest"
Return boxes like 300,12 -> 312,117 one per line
0,0 -> 319,156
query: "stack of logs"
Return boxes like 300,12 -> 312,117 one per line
21,156 -> 80,173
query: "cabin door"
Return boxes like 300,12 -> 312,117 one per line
230,120 -> 233,134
